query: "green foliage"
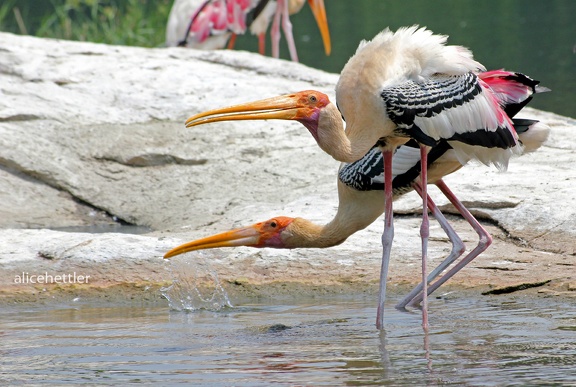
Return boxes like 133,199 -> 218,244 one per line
0,0 -> 173,47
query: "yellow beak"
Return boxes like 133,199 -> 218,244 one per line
164,217 -> 295,259
164,226 -> 261,259
185,92 -> 313,128
307,0 -> 331,55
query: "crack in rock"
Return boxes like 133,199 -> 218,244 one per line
0,113 -> 43,122
482,279 -> 552,295
475,266 -> 523,271
98,154 -> 208,167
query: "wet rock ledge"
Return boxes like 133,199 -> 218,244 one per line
1,32 -> 575,303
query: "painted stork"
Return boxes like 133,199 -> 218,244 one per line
163,120 -> 547,307
165,63 -> 549,325
165,0 -> 331,62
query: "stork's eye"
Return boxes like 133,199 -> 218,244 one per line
309,95 -> 317,103
270,221 -> 277,228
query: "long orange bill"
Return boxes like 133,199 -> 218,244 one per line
185,93 -> 306,128
164,225 -> 260,259
308,0 -> 331,56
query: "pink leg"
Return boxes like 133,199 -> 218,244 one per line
270,0 -> 283,58
227,33 -> 237,50
376,150 -> 394,330
419,146 -> 429,330
395,183 -> 466,309
409,179 -> 493,305
258,33 -> 266,55
280,0 -> 298,61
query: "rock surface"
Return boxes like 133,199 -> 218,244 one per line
1,32 -> 575,303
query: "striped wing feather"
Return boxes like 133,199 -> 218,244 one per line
381,72 -> 522,169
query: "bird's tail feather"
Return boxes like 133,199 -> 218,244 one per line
479,70 -> 550,118
515,120 -> 550,153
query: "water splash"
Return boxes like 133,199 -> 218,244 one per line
161,252 -> 232,311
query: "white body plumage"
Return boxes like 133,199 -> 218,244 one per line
336,26 -> 523,170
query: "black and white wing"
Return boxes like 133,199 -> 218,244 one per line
381,73 -> 522,169
338,147 -> 384,191
338,140 -> 453,193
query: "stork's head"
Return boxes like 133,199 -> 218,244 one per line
184,90 -> 337,145
184,90 -> 369,163
164,216 -> 297,259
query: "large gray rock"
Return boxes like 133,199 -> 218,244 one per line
0,32 -> 338,230
1,32 -> 574,301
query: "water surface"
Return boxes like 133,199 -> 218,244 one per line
1,295 -> 575,385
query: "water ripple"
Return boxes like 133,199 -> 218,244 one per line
1,295 -> 575,385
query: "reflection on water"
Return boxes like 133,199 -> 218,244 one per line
1,295 -> 575,385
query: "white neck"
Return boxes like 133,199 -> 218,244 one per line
317,103 -> 381,163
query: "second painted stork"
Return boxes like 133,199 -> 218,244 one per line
165,0 -> 331,62
166,60 -> 549,328
164,122 -> 548,309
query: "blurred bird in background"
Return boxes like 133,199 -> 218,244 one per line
165,0 -> 331,62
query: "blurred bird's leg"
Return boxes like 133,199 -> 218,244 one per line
280,0 -> 298,61
270,0 -> 283,57
258,33 -> 266,55
376,150 -> 394,330
395,183 -> 466,309
419,145 -> 429,330
409,179 -> 493,306
227,33 -> 237,49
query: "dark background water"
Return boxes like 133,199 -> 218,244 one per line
1,0 -> 574,117
235,0 -> 575,118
